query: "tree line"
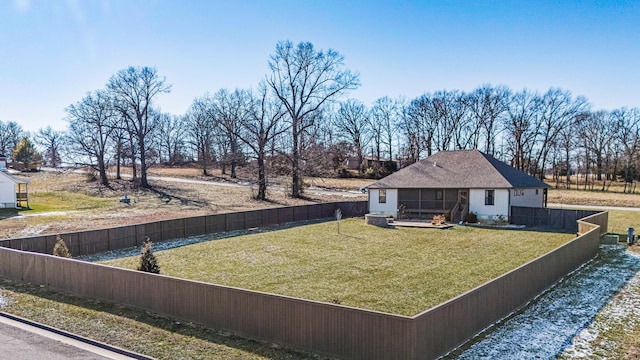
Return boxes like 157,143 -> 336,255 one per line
1,40 -> 639,198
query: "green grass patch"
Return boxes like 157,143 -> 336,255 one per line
101,219 -> 574,316
608,210 -> 640,236
0,279 -> 318,360
22,191 -> 117,213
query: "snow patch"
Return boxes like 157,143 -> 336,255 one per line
449,245 -> 640,359
18,224 -> 49,236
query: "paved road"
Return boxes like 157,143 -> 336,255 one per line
0,313 -> 144,360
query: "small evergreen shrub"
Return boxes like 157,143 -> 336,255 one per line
464,212 -> 478,223
138,238 -> 160,274
52,235 -> 71,258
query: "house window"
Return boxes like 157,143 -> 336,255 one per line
436,190 -> 443,200
536,189 -> 539,195
485,190 -> 495,206
513,189 -> 524,196
379,189 -> 387,204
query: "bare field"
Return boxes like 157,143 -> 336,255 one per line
0,169 -> 365,239
548,188 -> 640,208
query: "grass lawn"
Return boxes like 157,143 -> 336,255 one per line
0,279 -> 320,360
25,191 -> 117,213
607,210 -> 640,236
101,218 -> 574,316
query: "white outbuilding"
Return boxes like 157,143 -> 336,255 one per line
0,170 -> 29,209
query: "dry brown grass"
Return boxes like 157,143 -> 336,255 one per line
547,188 -> 640,208
0,169 -> 364,239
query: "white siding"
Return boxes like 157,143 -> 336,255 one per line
0,175 -> 16,208
469,189 -> 510,223
368,189 -> 398,217
510,188 -> 544,208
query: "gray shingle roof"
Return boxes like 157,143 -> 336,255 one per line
368,150 -> 548,189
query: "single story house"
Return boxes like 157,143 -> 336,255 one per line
0,170 -> 29,209
367,149 -> 548,224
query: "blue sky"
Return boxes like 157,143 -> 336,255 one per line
1,0 -> 639,132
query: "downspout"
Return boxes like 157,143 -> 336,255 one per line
508,188 -> 512,223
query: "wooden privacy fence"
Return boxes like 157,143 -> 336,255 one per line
413,211 -> 608,359
0,209 -> 608,360
510,206 -> 600,233
0,201 -> 368,256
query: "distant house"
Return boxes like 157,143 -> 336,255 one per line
0,154 -> 7,171
367,149 -> 548,223
346,155 -> 388,171
0,170 -> 29,209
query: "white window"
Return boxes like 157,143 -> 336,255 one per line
513,189 -> 524,196
379,189 -> 387,204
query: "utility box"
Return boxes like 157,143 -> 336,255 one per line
602,234 -> 619,245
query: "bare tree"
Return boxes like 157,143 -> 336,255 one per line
370,96 -> 399,163
110,125 -> 128,180
503,89 -> 541,173
578,111 -> 619,190
334,99 -> 370,176
530,88 -> 588,179
403,94 -> 437,159
464,85 -> 510,155
66,90 -> 117,186
185,97 -> 216,176
34,126 -> 65,167
107,66 -> 171,188
238,83 -> 288,200
155,113 -> 185,165
208,89 -> 249,179
267,40 -> 360,197
614,108 -> 640,193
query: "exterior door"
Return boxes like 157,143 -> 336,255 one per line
458,190 -> 468,208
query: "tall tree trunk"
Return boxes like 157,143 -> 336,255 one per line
257,153 -> 266,200
139,136 -> 149,188
291,120 -> 301,198
116,139 -> 122,180
98,155 -> 109,187
230,138 -> 237,179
